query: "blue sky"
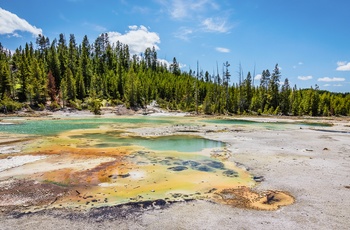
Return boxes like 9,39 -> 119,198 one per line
0,0 -> 349,92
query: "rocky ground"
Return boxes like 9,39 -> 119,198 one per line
0,110 -> 349,229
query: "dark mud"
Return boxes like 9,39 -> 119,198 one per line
8,198 -> 195,223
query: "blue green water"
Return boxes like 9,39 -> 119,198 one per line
0,117 -> 174,136
202,119 -> 258,125
0,117 -> 223,152
72,133 -> 224,152
1,117 -> 332,136
0,119 -> 100,135
202,118 -> 332,129
1,116 -> 332,153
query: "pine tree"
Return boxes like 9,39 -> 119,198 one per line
48,39 -> 61,90
280,78 -> 291,115
259,69 -> 270,112
68,34 -> 78,77
151,46 -> 158,71
47,71 -> 57,102
243,71 -> 252,112
58,33 -> 68,89
30,58 -> 47,105
223,61 -> 231,112
267,64 -> 281,112
124,66 -> 137,108
0,44 -> 11,99
80,35 -> 92,93
170,57 -> 180,76
64,68 -> 76,101
17,43 -> 33,102
318,92 -> 330,116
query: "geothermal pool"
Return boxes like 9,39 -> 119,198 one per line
0,116 -> 316,211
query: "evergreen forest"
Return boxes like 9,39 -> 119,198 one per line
0,33 -> 349,116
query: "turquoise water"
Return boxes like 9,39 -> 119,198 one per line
298,121 -> 333,127
202,119 -> 258,125
202,118 -> 332,129
72,133 -> 224,152
0,119 -> 100,135
1,117 -> 333,136
0,117 -> 174,136
0,116 -> 223,152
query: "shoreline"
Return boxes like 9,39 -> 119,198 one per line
0,112 -> 349,229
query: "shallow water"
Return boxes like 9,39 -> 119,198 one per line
0,116 -> 175,136
71,132 -> 224,152
202,118 -> 332,130
1,116 -> 332,136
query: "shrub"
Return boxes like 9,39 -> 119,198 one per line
109,99 -> 123,106
257,109 -> 262,115
0,97 -> 23,113
38,103 -> 45,111
49,101 -> 61,111
69,100 -> 82,110
87,98 -> 102,115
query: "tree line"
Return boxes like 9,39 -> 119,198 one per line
0,33 -> 349,116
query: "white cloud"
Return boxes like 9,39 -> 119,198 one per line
298,75 -> 313,81
191,0 -> 219,10
215,47 -> 230,53
131,6 -> 150,14
174,27 -> 193,41
158,58 -> 170,67
83,22 -> 106,32
336,61 -> 350,71
179,62 -> 187,69
157,0 -> 234,39
171,0 -> 188,19
254,74 -> 262,80
0,8 -> 42,37
165,0 -> 219,19
293,62 -> 303,69
107,25 -> 160,55
323,84 -> 330,87
333,84 -> 343,87
128,25 -> 138,30
317,77 -> 345,82
158,58 -> 186,69
202,17 -> 230,33
0,46 -> 14,55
